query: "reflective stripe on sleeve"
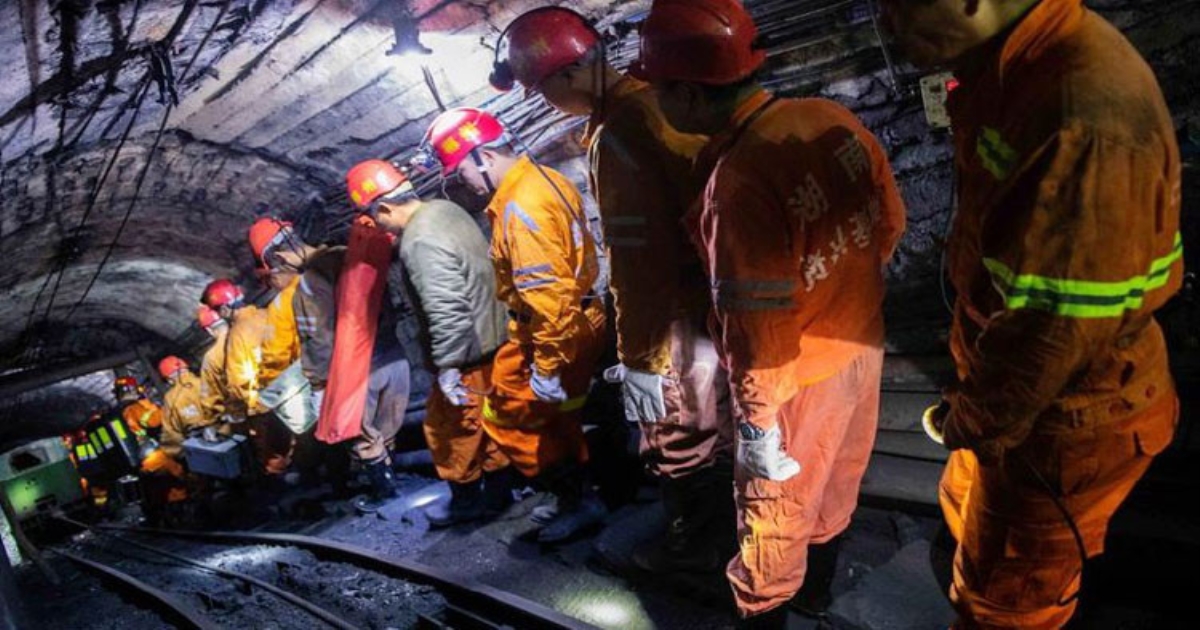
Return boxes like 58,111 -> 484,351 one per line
983,232 -> 1183,318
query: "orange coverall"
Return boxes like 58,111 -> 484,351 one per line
259,276 -> 301,385
688,89 -> 905,616
160,371 -> 221,459
199,325 -> 231,424
939,0 -> 1182,627
583,75 -> 732,479
482,155 -> 606,478
226,305 -> 292,474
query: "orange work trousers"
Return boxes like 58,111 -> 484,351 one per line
640,317 -> 734,479
940,391 -> 1178,629
424,363 -> 511,484
482,312 -> 605,479
729,346 -> 883,616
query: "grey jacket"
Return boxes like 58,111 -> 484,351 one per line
398,200 -> 507,371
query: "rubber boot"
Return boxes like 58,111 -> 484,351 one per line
353,460 -> 398,513
537,460 -> 608,543
482,467 -> 519,515
633,464 -> 735,574
424,478 -> 486,528
789,534 -> 844,618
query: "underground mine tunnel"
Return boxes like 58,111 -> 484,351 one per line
1,0 -> 1198,628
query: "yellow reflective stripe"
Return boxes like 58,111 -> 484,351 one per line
482,397 -> 497,422
983,232 -> 1184,318
976,127 -> 1018,180
75,446 -> 88,460
87,444 -> 97,459
138,408 -> 154,427
559,396 -> 587,413
96,427 -> 114,449
110,420 -> 129,440
89,433 -> 103,453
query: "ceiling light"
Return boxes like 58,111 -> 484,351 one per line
388,10 -> 432,57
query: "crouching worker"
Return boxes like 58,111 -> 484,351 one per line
254,219 -> 412,513
347,159 -> 515,527
420,108 -> 608,542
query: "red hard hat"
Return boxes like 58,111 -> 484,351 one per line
422,108 -> 506,175
248,218 -> 293,267
201,279 -> 244,309
492,8 -> 600,91
196,305 -> 223,329
114,376 -> 139,397
157,356 -> 188,380
633,0 -> 766,85
346,160 -> 413,209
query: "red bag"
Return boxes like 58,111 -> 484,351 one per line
316,216 -> 395,444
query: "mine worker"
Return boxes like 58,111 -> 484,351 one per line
880,0 -> 1183,627
346,159 -> 514,527
157,355 -> 228,461
247,217 -> 343,488
637,0 -> 907,623
201,278 -> 293,477
495,6 -> 736,571
196,305 -> 233,427
420,107 -> 607,542
256,218 -> 411,513
114,375 -> 162,440
248,218 -> 304,389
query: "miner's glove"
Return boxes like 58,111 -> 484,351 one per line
437,368 -> 470,406
530,370 -> 567,403
922,400 -> 951,447
220,413 -> 246,425
603,364 -> 666,424
202,426 -> 220,442
736,422 -> 801,482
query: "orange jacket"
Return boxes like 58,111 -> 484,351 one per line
486,155 -> 601,377
199,325 -> 230,423
260,276 -> 301,385
122,398 -> 162,434
942,0 -> 1183,460
160,371 -> 214,458
583,76 -> 710,374
688,89 -> 905,429
223,305 -> 272,417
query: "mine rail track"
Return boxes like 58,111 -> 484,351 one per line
52,516 -> 598,630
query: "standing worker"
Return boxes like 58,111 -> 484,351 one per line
201,279 -> 293,477
347,159 -> 514,526
882,0 -> 1182,627
420,107 -> 607,542
493,6 -> 735,572
257,220 -> 412,513
637,0 -> 907,624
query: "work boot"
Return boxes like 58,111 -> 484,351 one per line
789,534 -> 844,617
530,496 -> 558,524
352,460 -> 398,513
538,492 -> 607,543
424,478 -> 485,528
482,468 -> 520,515
534,459 -> 607,543
632,465 -> 735,574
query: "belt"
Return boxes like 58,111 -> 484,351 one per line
508,294 -> 600,324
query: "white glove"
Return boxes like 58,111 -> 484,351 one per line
220,413 -> 246,425
437,368 -> 469,406
737,423 -> 801,482
202,426 -> 220,442
602,363 -> 666,424
530,370 -> 567,403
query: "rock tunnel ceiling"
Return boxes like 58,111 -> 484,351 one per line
1,0 -> 1198,439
